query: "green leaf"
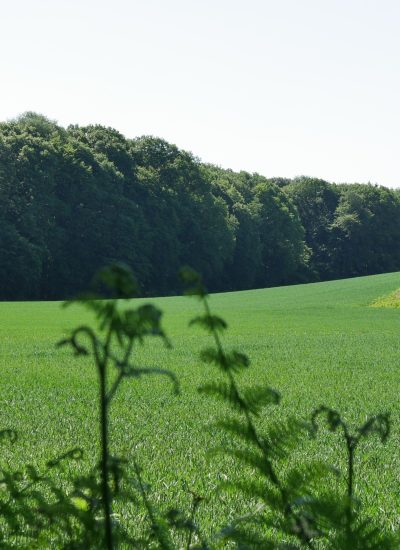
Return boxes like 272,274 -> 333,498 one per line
242,386 -> 280,415
179,266 -> 207,298
357,413 -> 390,444
71,496 -> 90,512
190,314 -> 227,333
265,417 -> 309,460
200,348 -> 250,372
198,382 -> 241,410
94,263 -> 138,299
215,419 -> 258,447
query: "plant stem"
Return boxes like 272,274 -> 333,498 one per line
99,326 -> 114,550
186,496 -> 200,550
346,438 -> 354,534
202,294 -> 314,548
347,445 -> 353,501
99,363 -> 113,550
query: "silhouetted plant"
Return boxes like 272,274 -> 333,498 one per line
58,264 -> 179,549
0,439 -> 101,548
181,266 -> 396,549
0,264 -> 397,548
310,407 -> 392,548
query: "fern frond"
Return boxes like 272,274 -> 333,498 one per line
198,382 -> 241,410
221,479 -> 283,510
199,347 -> 224,366
284,461 -> 338,500
293,492 -> 350,533
215,418 -> 259,447
329,517 -> 398,550
222,448 -> 276,481
200,348 -> 250,372
241,386 -> 280,415
357,413 -> 390,444
189,315 -> 227,333
264,417 -> 309,461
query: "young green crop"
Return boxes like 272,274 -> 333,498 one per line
0,270 -> 399,545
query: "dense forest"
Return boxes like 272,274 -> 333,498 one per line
1,112 -> 399,300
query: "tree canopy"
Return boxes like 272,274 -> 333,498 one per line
1,113 -> 399,300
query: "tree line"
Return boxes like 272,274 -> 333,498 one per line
1,112 -> 399,300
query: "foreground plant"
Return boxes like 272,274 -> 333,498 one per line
0,264 -> 396,548
310,407 -> 392,549
181,267 -> 396,549
59,264 -> 179,549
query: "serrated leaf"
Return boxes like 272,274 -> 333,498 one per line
215,419 -> 258,446
242,386 -> 280,415
198,382 -> 241,410
265,417 -> 308,460
189,315 -> 227,333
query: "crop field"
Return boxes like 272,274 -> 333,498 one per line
0,271 -> 399,540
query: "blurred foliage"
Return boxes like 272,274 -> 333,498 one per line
0,264 -> 397,548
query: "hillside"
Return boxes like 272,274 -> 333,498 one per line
0,272 -> 399,539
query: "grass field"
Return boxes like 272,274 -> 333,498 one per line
0,271 -> 399,540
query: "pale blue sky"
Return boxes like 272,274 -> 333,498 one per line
1,0 -> 399,187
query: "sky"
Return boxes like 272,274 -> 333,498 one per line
1,0 -> 399,187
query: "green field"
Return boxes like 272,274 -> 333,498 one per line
0,272 -> 399,539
